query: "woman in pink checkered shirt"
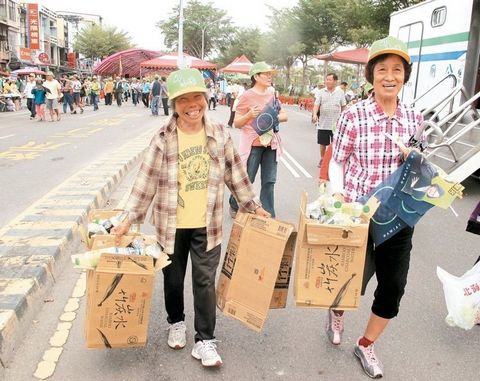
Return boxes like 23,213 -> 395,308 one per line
327,36 -> 424,379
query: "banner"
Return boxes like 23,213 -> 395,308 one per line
27,3 -> 40,50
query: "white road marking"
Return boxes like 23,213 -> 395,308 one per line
283,150 -> 312,178
280,157 -> 300,178
0,134 -> 15,140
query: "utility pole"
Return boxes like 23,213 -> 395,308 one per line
177,0 -> 184,68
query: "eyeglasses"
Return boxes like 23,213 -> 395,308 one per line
259,72 -> 273,77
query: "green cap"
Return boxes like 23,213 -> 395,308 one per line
249,61 -> 277,77
368,36 -> 410,64
167,68 -> 207,100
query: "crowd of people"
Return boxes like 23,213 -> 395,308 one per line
0,72 -> 172,120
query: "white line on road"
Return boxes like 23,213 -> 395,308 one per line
283,150 -> 312,178
280,157 -> 300,178
0,134 -> 14,140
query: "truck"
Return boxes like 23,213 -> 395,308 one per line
390,0 -> 480,182
389,0 -> 479,109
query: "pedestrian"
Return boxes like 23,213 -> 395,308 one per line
114,77 -> 123,107
226,81 -> 246,128
131,77 -> 141,106
104,77 -> 114,105
71,75 -> 84,114
150,75 -> 161,116
207,82 -> 217,110
43,72 -> 62,122
311,73 -> 346,167
123,80 -> 130,102
142,78 -> 151,108
31,79 -> 49,122
112,67 -> 270,368
228,62 -> 287,218
90,77 -> 100,111
327,36 -> 424,378
160,77 -> 169,115
23,73 -> 36,119
60,74 -> 74,114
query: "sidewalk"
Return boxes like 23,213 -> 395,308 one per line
0,121 -> 164,368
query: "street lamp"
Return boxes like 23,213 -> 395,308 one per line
189,19 -> 222,60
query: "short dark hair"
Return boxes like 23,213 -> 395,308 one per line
365,54 -> 412,84
340,81 -> 348,86
326,73 -> 338,81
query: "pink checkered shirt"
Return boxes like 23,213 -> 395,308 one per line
125,116 -> 260,254
332,95 -> 423,202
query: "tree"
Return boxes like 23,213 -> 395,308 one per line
260,7 -> 306,90
73,24 -> 133,59
216,27 -> 263,68
157,0 -> 235,58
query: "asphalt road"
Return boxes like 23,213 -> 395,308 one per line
1,103 -> 479,380
0,101 -> 165,228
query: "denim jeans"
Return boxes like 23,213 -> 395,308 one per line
163,228 -> 221,341
90,94 -> 98,110
151,95 -> 160,115
62,92 -> 73,113
229,145 -> 277,217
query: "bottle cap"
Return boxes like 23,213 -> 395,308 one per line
334,201 -> 342,209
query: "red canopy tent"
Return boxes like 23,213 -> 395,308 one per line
220,54 -> 253,74
315,47 -> 369,64
93,48 -> 161,77
140,53 -> 217,72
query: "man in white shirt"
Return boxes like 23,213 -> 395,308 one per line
43,72 -> 62,122
71,74 -> 84,114
23,73 -> 36,119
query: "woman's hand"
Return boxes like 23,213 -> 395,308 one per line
248,106 -> 261,119
254,206 -> 271,218
111,220 -> 132,246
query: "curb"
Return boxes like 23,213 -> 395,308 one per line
0,127 -> 157,368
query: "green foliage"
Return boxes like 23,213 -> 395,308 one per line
73,24 -> 133,59
216,27 -> 263,67
156,0 -> 235,58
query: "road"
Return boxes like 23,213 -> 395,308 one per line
1,101 -> 479,380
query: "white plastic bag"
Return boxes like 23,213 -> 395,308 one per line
436,262 -> 480,330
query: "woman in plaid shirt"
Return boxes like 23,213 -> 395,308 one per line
113,68 -> 269,368
328,36 -> 424,378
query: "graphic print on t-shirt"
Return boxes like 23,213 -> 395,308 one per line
251,98 -> 279,136
178,144 -> 209,198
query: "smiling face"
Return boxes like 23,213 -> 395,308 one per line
174,92 -> 207,130
372,54 -> 405,102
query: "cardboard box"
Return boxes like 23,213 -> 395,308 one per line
294,192 -> 370,310
216,213 -> 296,331
84,209 -> 140,249
85,254 -> 155,349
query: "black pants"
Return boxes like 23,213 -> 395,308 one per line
361,226 -> 414,319
163,228 -> 221,342
105,93 -> 112,105
27,98 -> 35,117
208,97 -> 216,110
115,91 -> 122,106
228,110 -> 235,127
161,97 -> 169,115
142,93 -> 149,107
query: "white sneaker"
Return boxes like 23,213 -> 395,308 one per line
191,339 -> 223,367
167,321 -> 186,349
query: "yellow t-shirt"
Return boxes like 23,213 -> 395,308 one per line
176,127 -> 210,228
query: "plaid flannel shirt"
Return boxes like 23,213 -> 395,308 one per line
332,95 -> 424,202
125,116 -> 261,254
